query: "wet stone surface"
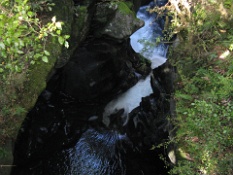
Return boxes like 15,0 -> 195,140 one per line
11,1 -> 174,174
11,61 -> 173,175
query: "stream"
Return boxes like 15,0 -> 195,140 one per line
11,1 -> 171,175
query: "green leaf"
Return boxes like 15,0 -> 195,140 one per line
44,50 -> 50,56
42,56 -> 48,63
58,36 -> 64,45
64,41 -> 69,48
0,42 -> 6,49
30,60 -> 35,65
0,68 -> 4,73
15,65 -> 22,73
55,22 -> 62,29
34,53 -> 41,59
56,30 -> 61,35
52,16 -> 56,23
176,93 -> 193,100
0,42 -> 5,49
17,50 -> 24,54
5,63 -> 12,69
64,35 -> 70,39
27,11 -> 34,17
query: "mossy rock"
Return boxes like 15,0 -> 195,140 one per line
94,1 -> 144,40
11,0 -> 75,137
69,0 -> 95,55
113,1 -> 134,15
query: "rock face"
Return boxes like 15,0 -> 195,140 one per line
11,0 -> 175,175
20,0 -> 74,116
60,39 -> 146,102
18,0 -> 144,130
6,1 -> 145,173
59,0 -> 147,102
93,1 -> 144,40
11,61 -> 174,175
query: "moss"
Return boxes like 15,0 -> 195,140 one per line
0,0 -> 76,141
15,0 -> 74,126
0,0 -> 76,169
1,36 -> 63,143
20,39 -> 61,113
112,1 -> 134,15
70,3 -> 93,53
75,6 -> 88,29
42,0 -> 74,35
124,1 -> 134,10
71,5 -> 88,46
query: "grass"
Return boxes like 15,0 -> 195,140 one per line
153,0 -> 233,174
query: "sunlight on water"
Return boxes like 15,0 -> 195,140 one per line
66,129 -> 128,174
130,5 -> 167,68
103,76 -> 153,126
103,4 -> 168,126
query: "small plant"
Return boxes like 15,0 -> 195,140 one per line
0,0 -> 69,77
150,0 -> 233,174
0,0 -> 69,143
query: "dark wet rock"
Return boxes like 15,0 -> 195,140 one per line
104,61 -> 176,152
11,94 -> 106,175
68,0 -> 96,52
152,61 -> 176,95
127,0 -> 142,12
92,1 -> 144,40
12,125 -> 168,175
44,128 -> 131,175
60,39 -> 147,102
12,60 -> 175,175
124,92 -> 169,150
126,39 -> 152,77
11,1 -> 174,175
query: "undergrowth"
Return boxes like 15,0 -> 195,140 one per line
0,0 -> 69,146
153,0 -> 233,174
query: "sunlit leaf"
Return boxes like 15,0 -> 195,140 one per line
0,42 -> 5,49
44,50 -> 50,56
51,16 -> 56,23
27,11 -> 34,17
64,41 -> 69,48
58,36 -> 64,45
55,22 -> 62,29
30,60 -> 35,65
42,56 -> 48,63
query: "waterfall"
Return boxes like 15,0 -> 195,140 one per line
130,4 -> 168,68
11,2 -> 171,175
103,3 -> 168,126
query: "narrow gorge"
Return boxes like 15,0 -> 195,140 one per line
10,0 -> 176,174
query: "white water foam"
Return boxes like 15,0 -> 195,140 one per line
130,5 -> 167,68
103,76 -> 152,126
103,4 -> 167,126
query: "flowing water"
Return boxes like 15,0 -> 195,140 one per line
11,2 -> 170,175
103,3 -> 168,126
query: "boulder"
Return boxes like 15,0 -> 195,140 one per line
60,39 -> 140,102
92,1 -> 144,40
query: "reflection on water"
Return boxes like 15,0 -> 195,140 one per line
11,1 -> 171,175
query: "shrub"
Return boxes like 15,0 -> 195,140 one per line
152,0 -> 233,174
0,0 -> 69,144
